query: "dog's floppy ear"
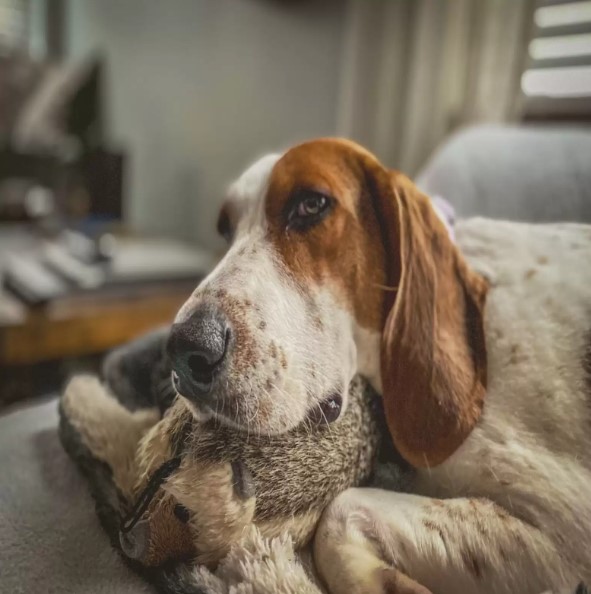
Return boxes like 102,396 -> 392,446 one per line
367,167 -> 488,468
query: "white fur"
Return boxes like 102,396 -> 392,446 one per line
315,218 -> 591,594
175,153 -> 281,325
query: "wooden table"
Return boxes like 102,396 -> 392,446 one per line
0,282 -> 195,407
0,228 -> 214,406
0,283 -> 193,366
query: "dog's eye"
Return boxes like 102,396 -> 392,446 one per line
297,194 -> 328,217
287,191 -> 332,231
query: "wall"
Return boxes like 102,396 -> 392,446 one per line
67,0 -> 347,250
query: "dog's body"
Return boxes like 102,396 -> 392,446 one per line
317,218 -> 591,594
168,139 -> 591,594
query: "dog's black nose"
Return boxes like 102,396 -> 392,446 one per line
167,304 -> 230,403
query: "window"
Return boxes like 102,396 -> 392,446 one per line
522,0 -> 591,120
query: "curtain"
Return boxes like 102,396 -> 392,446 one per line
336,0 -> 537,175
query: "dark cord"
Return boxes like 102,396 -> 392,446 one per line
120,457 -> 181,534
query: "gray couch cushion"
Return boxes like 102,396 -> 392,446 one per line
0,399 -> 151,594
417,124 -> 591,224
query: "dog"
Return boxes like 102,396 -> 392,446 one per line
166,138 -> 591,594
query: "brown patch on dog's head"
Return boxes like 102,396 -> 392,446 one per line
264,139 -> 387,332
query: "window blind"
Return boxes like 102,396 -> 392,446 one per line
522,0 -> 591,117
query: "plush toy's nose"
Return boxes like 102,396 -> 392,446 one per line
167,303 -> 231,406
119,520 -> 150,561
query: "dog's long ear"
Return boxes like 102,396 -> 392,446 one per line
368,168 -> 488,468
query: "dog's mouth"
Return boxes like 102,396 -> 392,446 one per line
173,369 -> 345,433
307,393 -> 343,426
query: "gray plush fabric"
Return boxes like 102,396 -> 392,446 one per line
0,399 -> 152,594
417,124 -> 591,223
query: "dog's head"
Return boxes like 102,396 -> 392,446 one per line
168,138 -> 488,467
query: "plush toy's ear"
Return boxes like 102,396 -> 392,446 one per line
367,168 -> 488,468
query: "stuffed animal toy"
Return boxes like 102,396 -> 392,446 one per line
58,330 -> 392,592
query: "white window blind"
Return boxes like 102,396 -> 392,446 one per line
522,0 -> 591,117
0,0 -> 28,51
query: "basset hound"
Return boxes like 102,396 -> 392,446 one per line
167,138 -> 591,594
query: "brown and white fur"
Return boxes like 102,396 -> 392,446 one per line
173,138 -> 591,594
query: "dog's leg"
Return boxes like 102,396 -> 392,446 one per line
314,488 -> 574,594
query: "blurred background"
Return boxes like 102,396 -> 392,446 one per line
0,0 -> 590,405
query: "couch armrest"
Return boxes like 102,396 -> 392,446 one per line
416,124 -> 591,223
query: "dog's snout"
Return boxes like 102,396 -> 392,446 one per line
167,304 -> 231,404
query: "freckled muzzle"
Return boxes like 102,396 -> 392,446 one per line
168,284 -> 352,436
